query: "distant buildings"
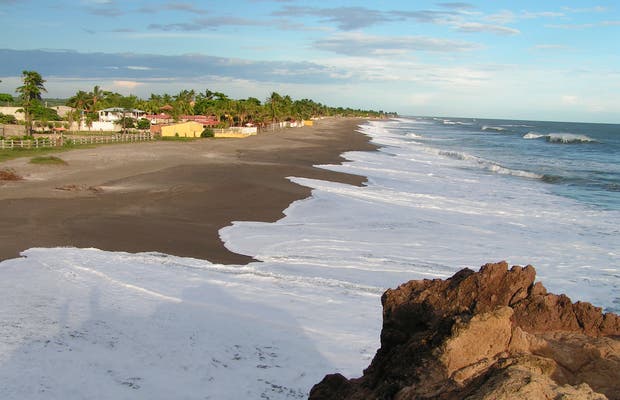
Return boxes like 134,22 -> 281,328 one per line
98,107 -> 145,122
151,121 -> 205,138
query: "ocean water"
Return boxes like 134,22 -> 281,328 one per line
1,117 -> 618,399
224,116 -> 619,311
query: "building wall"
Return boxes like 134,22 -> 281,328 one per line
79,121 -> 118,131
0,107 -> 25,121
160,121 -> 205,137
0,124 -> 26,136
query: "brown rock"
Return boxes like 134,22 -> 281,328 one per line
309,262 -> 620,400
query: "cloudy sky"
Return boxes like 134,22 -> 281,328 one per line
1,0 -> 619,122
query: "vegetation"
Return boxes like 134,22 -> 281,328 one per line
15,71 -> 47,135
60,79 -> 393,126
136,118 -> 151,130
29,155 -> 67,165
0,113 -> 17,124
0,93 -> 15,105
201,128 -> 214,138
160,136 -> 198,142
3,70 -> 396,137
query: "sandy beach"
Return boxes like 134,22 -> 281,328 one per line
0,118 -> 375,264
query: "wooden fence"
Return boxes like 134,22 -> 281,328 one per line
0,133 -> 154,150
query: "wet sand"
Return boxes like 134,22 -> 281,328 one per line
0,118 -> 376,264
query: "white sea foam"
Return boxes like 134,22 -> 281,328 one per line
547,133 -> 597,143
436,150 -> 542,179
523,131 -> 544,139
0,118 -> 617,400
523,131 -> 597,143
481,125 -> 506,132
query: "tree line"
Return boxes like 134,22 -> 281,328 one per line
0,70 -> 396,134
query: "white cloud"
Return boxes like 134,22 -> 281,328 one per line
314,32 -> 481,56
456,22 -> 520,35
113,80 -> 143,89
562,95 -> 579,105
533,44 -> 571,51
408,93 -> 434,106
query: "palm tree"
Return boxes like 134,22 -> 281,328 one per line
16,70 -> 47,135
267,92 -> 283,123
173,89 -> 195,116
88,85 -> 109,112
67,90 -> 91,112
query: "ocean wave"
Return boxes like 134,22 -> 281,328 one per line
523,132 -> 597,144
481,125 -> 506,132
406,132 -> 422,138
547,133 -> 598,144
437,150 -> 542,179
523,131 -> 544,139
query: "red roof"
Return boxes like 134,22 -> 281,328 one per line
143,113 -> 172,119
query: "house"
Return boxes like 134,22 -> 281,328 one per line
180,115 -> 219,127
50,105 -> 74,118
142,113 -> 173,125
151,121 -> 205,138
0,107 -> 25,121
98,107 -> 145,122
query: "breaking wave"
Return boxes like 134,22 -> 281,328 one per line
437,150 -> 542,180
523,132 -> 598,144
481,126 -> 506,132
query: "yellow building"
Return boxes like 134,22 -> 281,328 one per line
157,121 -> 205,138
303,120 -> 314,126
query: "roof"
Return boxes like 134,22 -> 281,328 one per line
143,113 -> 172,119
100,107 -> 144,113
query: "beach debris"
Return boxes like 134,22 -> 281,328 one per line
0,168 -> 23,181
55,184 -> 103,193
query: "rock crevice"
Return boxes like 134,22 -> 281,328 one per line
310,262 -> 620,400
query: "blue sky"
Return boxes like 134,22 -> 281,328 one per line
1,0 -> 619,122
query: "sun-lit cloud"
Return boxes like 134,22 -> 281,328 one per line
113,80 -> 143,89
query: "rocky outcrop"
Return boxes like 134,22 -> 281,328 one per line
309,262 -> 620,400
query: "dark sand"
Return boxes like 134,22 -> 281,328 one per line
0,118 -> 376,264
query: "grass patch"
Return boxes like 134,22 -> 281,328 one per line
0,147 -> 72,163
30,155 -> 68,165
0,168 -> 22,181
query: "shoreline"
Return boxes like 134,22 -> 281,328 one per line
0,118 -> 377,264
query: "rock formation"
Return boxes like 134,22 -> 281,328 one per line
309,262 -> 620,400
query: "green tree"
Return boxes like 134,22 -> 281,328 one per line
85,114 -> 94,131
137,118 -> 150,131
88,85 -> 109,112
0,113 -> 17,124
16,70 -> 47,135
266,92 -> 283,123
0,93 -> 14,105
67,90 -> 91,112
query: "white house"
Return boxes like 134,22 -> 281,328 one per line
98,107 -> 145,122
